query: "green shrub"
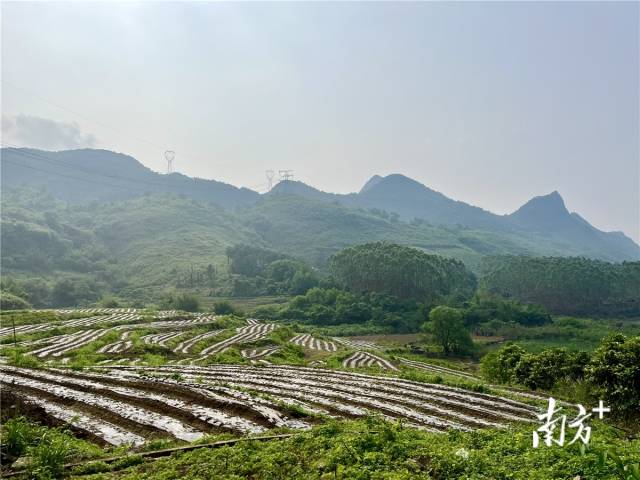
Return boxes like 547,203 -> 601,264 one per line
213,300 -> 235,315
28,431 -> 73,479
0,290 -> 32,310
1,416 -> 39,457
586,334 -> 640,419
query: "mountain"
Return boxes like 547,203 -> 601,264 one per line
1,148 -> 638,265
270,174 -> 639,261
0,148 -> 259,208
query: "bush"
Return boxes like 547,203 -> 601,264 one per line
0,290 -> 32,310
28,431 -> 73,479
1,416 -> 38,457
213,301 -> 235,315
586,334 -> 640,418
480,344 -> 526,383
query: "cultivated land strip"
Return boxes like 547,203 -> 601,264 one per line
332,337 -> 382,351
99,364 -> 538,431
342,351 -> 399,371
290,334 -> 337,352
196,323 -> 277,359
173,330 -> 224,354
398,357 -> 479,380
241,346 -> 280,359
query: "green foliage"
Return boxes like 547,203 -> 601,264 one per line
28,430 -> 73,479
480,344 -> 526,383
1,416 -> 39,457
484,335 -> 640,420
159,291 -> 200,312
6,351 -> 43,368
99,296 -> 121,308
76,418 -> 639,480
586,334 -> 640,418
329,242 -> 476,304
1,417 -> 103,478
483,344 -> 589,391
226,244 -> 320,297
270,287 -> 426,333
462,292 -> 551,328
427,306 -> 474,355
480,256 -> 640,317
212,300 -> 235,315
513,349 -> 590,391
51,277 -> 102,307
0,289 -> 32,310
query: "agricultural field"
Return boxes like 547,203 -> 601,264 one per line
0,307 -> 637,479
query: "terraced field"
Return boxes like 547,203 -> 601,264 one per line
332,337 -> 381,351
173,330 -> 224,354
342,351 -> 399,371
98,331 -> 133,354
28,329 -> 113,358
0,313 -> 142,339
195,323 -> 277,360
398,357 -> 479,380
0,364 -> 538,448
290,334 -> 337,352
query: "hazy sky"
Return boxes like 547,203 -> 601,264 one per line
2,2 -> 638,241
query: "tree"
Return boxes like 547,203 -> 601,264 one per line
586,334 -> 640,418
479,256 -> 640,317
480,343 -> 526,383
173,292 -> 200,312
427,306 -> 473,355
0,291 -> 32,310
213,301 -> 235,315
329,242 -> 476,304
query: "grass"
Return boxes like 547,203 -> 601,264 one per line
73,417 -> 639,480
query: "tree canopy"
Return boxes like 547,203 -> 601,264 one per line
479,256 -> 640,317
426,306 -> 474,355
329,242 -> 476,304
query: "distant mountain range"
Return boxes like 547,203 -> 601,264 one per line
2,147 -> 639,264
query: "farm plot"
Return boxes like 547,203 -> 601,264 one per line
64,313 -> 142,328
241,346 -> 280,360
196,323 -> 277,358
28,329 -> 113,358
97,331 -> 133,354
0,366 -> 311,445
1,314 -> 142,340
342,352 -> 399,371
107,364 -> 538,432
290,334 -> 337,352
54,308 -> 139,315
0,323 -> 52,339
141,332 -> 183,348
173,330 -> 224,354
121,317 -> 220,331
9,389 -> 145,446
399,358 -> 479,380
332,337 -> 382,351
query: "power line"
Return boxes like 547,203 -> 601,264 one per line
1,146 -> 267,196
1,157 -> 133,190
1,145 -> 188,190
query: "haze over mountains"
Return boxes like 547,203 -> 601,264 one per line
2,147 -> 639,270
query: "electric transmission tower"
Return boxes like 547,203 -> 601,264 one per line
165,150 -> 175,174
279,170 -> 294,181
265,170 -> 275,191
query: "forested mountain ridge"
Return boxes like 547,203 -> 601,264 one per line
270,175 -> 639,261
1,146 -> 638,296
0,148 -> 259,208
